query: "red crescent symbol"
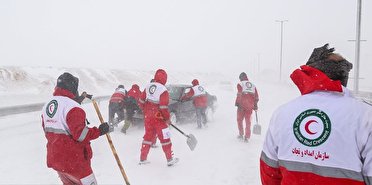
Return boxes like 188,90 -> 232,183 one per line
305,120 -> 317,135
49,104 -> 54,112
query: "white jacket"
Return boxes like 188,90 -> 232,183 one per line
261,87 -> 372,184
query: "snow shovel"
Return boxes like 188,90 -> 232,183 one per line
253,110 -> 261,135
92,99 -> 131,185
170,123 -> 197,151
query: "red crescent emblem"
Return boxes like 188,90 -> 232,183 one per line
305,120 -> 317,135
49,104 -> 54,113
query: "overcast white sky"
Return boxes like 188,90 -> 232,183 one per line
0,0 -> 371,82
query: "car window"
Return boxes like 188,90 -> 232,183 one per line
168,86 -> 183,100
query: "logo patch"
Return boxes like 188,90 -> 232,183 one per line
246,82 -> 252,88
46,100 -> 58,118
293,109 -> 331,147
149,85 -> 157,94
198,86 -> 204,92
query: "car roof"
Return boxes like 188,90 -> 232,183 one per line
166,84 -> 192,88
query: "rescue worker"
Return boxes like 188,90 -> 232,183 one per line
181,79 -> 209,128
41,72 -> 112,184
235,72 -> 259,142
108,85 -> 127,124
121,84 -> 141,134
138,69 -> 179,166
260,44 -> 372,184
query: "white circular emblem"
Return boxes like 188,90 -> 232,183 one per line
149,85 -> 157,94
293,109 -> 331,147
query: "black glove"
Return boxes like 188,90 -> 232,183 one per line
99,122 -> 112,135
86,94 -> 93,99
235,102 -> 239,107
306,43 -> 335,65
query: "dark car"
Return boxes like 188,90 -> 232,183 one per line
133,84 -> 217,124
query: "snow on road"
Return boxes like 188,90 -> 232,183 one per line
0,80 -> 298,185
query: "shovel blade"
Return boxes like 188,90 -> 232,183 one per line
253,124 -> 261,135
186,134 -> 198,151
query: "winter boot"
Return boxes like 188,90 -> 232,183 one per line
167,157 -> 179,166
121,120 -> 131,134
237,135 -> 243,140
244,137 -> 249,143
112,117 -> 120,127
138,160 -> 150,165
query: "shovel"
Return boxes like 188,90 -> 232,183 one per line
253,110 -> 261,135
170,123 -> 197,151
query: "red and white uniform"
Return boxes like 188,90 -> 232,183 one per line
41,87 -> 101,184
139,69 -> 173,161
260,66 -> 372,185
235,77 -> 259,139
183,84 -> 208,108
235,80 -> 259,110
109,87 -> 127,103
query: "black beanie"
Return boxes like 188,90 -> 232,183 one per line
306,44 -> 353,86
239,72 -> 247,81
56,72 -> 79,97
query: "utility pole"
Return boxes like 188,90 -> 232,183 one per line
354,0 -> 362,94
276,20 -> 288,81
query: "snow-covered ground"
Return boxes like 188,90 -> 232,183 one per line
0,66 -> 300,185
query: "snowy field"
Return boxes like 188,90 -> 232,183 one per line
0,71 -> 300,185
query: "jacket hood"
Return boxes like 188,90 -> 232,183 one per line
192,79 -> 199,86
154,69 -> 167,85
290,65 -> 343,95
131,84 -> 138,89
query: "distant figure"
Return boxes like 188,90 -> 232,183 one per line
108,85 -> 127,124
138,69 -> 179,166
41,72 -> 112,184
235,72 -> 259,142
260,44 -> 372,184
181,79 -> 208,128
121,84 -> 141,134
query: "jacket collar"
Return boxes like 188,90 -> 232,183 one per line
53,87 -> 76,99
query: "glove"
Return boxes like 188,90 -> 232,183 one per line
99,122 -> 113,135
86,94 -> 93,99
306,43 -> 335,65
235,102 -> 239,107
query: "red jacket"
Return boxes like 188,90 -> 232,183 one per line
109,88 -> 127,103
182,85 -> 208,108
127,84 -> 141,102
41,88 -> 101,178
139,69 -> 170,122
235,76 -> 259,110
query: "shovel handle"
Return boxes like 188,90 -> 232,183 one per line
170,123 -> 189,138
255,111 -> 259,125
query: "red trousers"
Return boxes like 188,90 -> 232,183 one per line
140,118 -> 173,161
237,108 -> 253,139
